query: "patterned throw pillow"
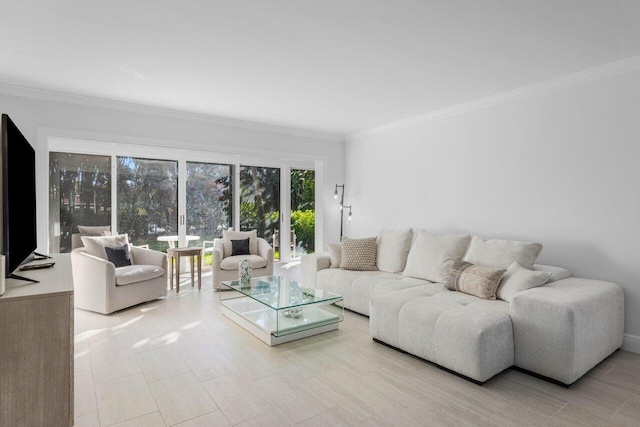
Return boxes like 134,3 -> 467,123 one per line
340,237 -> 377,271
446,259 -> 506,300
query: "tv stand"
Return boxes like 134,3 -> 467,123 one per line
8,273 -> 39,284
0,254 -> 73,426
33,251 -> 52,260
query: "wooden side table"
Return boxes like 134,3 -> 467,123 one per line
167,247 -> 203,293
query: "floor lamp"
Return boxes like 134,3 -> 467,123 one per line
334,184 -> 352,240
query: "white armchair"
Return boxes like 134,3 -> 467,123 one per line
212,235 -> 274,290
71,246 -> 167,314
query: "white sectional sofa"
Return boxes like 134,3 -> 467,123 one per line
301,230 -> 624,385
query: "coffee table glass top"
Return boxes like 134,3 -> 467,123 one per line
220,276 -> 341,310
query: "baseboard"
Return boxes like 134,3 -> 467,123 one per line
622,334 -> 640,354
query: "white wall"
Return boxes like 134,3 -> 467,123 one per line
345,70 -> 640,343
0,93 -> 344,254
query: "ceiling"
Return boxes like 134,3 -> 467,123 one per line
1,0 -> 639,136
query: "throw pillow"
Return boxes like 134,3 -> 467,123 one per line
77,225 -> 112,236
231,238 -> 251,256
376,228 -> 413,273
463,236 -> 543,269
105,245 -> 132,268
447,259 -> 506,300
81,234 -> 132,262
327,242 -> 342,268
340,237 -> 377,271
531,264 -> 571,283
403,230 -> 471,283
497,261 -> 552,302
223,230 -> 257,257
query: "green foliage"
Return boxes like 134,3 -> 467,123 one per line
291,210 -> 315,251
291,169 -> 315,211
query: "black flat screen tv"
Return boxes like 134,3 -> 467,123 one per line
1,114 -> 37,277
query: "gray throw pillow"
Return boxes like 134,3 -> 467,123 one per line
105,244 -> 132,268
463,236 -> 543,269
497,261 -> 552,302
340,237 -> 377,271
403,230 -> 471,283
376,228 -> 413,273
327,242 -> 342,268
231,238 -> 251,256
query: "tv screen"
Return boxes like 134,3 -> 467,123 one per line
1,114 -> 37,277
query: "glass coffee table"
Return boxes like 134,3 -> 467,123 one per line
219,276 -> 344,346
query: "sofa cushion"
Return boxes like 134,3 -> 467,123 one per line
314,269 -> 431,315
341,237 -> 377,271
220,254 -> 268,271
223,230 -> 257,257
328,242 -> 342,268
376,228 -> 413,273
434,307 -> 514,382
403,230 -> 471,283
81,234 -> 132,262
497,261 -> 552,302
447,259 -> 505,300
532,264 -> 571,283
115,265 -> 164,286
464,236 -> 542,269
370,286 -> 513,382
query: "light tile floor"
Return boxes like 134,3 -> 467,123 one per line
74,264 -> 640,426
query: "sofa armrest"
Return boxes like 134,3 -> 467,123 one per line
510,277 -> 624,385
257,237 -> 274,262
301,252 -> 331,287
71,249 -> 116,313
130,246 -> 167,269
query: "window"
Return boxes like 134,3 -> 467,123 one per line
48,153 -> 111,253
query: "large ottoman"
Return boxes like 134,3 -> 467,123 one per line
370,286 -> 514,383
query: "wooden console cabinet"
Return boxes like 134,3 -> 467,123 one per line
0,254 -> 73,426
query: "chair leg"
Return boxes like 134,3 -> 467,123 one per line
176,255 -> 181,294
197,254 -> 202,290
169,255 -> 174,290
190,256 -> 195,287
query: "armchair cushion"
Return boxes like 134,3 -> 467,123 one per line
116,265 -> 164,286
220,254 -> 268,271
223,230 -> 257,257
81,234 -> 132,262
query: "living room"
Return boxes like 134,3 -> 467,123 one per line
0,1 -> 639,426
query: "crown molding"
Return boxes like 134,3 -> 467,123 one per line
0,83 -> 344,143
347,55 -> 640,141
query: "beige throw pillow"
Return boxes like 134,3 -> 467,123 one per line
463,236 -> 543,269
447,259 -> 506,300
223,230 -> 258,257
81,234 -> 132,262
327,242 -> 342,268
376,228 -> 413,273
340,237 -> 377,271
77,225 -> 112,236
497,261 -> 552,302
403,230 -> 471,283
